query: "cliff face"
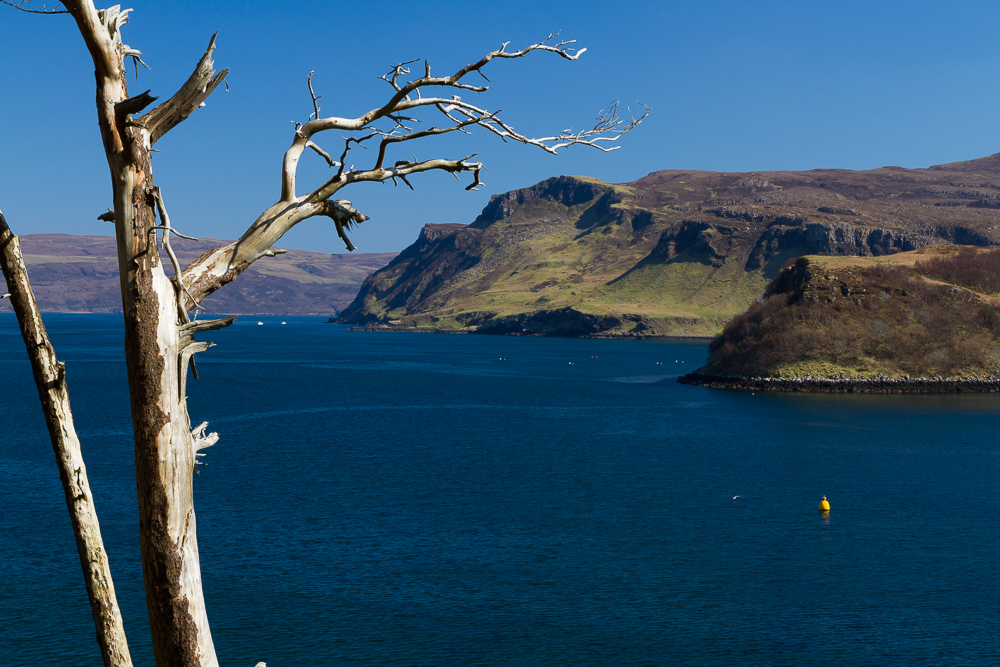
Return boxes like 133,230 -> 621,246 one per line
340,153 -> 1000,336
0,234 -> 396,315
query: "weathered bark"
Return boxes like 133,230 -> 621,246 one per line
0,211 -> 133,667
63,3 -> 226,665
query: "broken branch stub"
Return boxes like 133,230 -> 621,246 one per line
137,33 -> 229,146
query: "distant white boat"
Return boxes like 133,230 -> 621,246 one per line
281,321 -> 286,325
257,321 -> 263,326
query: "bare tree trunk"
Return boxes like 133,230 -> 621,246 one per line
52,6 -> 642,665
0,211 -> 134,667
63,4 -> 226,665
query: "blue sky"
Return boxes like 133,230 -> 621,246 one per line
1,0 -> 998,253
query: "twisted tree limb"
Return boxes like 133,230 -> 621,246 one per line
179,37 -> 647,307
0,209 -> 133,667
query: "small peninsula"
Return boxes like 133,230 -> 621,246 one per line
679,246 -> 1000,392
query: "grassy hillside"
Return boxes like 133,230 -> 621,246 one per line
340,153 -> 1000,337
699,247 -> 1000,380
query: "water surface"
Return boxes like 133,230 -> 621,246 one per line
2,314 -> 998,665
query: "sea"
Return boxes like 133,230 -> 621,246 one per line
2,313 -> 999,666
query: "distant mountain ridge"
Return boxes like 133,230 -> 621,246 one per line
0,234 -> 396,315
339,153 -> 1000,337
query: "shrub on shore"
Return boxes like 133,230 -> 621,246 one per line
915,247 -> 1000,294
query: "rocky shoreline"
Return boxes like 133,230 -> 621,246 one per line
344,324 -> 710,340
346,326 -> 472,335
677,372 -> 1000,393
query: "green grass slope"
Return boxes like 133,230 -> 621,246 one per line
340,154 -> 1000,337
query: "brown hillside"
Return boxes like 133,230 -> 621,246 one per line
0,234 -> 396,315
693,246 -> 1000,381
340,153 -> 1000,336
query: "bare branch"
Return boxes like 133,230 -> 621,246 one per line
378,59 -> 420,92
150,225 -> 200,242
278,35 -> 645,203
123,47 -> 150,78
449,99 -> 651,154
0,0 -> 68,13
191,421 -> 218,472
307,70 -> 321,121
317,199 -> 369,251
337,133 -> 376,179
279,36 -> 588,200
306,141 -> 339,167
374,113 -> 494,169
151,187 -> 205,322
137,33 -> 228,146
191,421 -> 218,469
191,33 -> 641,305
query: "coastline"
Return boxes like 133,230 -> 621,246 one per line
677,371 -> 1000,393
344,324 -> 712,340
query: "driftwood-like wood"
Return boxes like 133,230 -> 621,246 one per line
137,33 -> 228,146
0,210 -> 134,667
63,2 -> 222,665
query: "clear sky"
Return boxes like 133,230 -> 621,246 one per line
1,1 -> 999,253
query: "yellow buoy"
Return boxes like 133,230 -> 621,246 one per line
818,495 -> 830,511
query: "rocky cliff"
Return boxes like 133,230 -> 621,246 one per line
339,153 -> 1000,336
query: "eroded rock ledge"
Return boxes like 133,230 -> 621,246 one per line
677,372 -> 1000,393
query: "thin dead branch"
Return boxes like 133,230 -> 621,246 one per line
278,34 -> 646,202
307,70 -> 321,120
115,89 -> 157,118
182,32 -> 643,332
306,140 -> 338,167
0,0 -> 68,13
150,187 -> 204,322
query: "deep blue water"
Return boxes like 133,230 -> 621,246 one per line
2,313 -> 1000,666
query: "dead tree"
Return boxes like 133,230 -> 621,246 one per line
0,210 -> 134,667
8,2 -> 647,665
